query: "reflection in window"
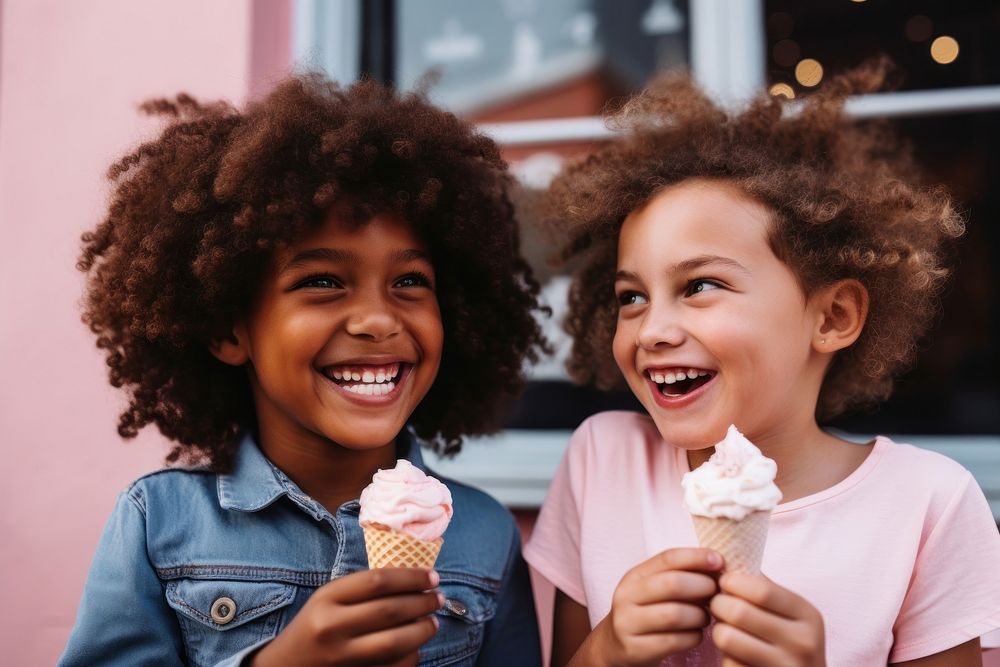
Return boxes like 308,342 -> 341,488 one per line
397,0 -> 689,118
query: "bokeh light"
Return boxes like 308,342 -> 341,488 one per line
773,39 -> 801,68
767,12 -> 795,41
904,15 -> 933,42
930,35 -> 960,64
795,58 -> 824,87
769,83 -> 796,99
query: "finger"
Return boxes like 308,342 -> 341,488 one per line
360,651 -> 419,667
342,590 -> 445,635
633,548 -> 723,578
630,601 -> 710,635
385,653 -> 420,667
713,622 -> 785,667
328,568 -> 439,604
718,572 -> 807,620
710,593 -> 789,641
350,615 -> 439,664
622,630 -> 705,661
632,570 -> 718,605
721,658 -> 750,667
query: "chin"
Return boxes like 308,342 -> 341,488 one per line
648,413 -> 729,450
325,422 -> 404,450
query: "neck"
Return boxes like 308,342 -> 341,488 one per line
256,421 -> 399,515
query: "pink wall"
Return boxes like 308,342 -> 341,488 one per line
0,1 -> 288,663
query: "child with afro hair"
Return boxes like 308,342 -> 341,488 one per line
525,61 -> 1000,666
62,74 -> 546,667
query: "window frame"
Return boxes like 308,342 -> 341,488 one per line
291,0 -> 1000,516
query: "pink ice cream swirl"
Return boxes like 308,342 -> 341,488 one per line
359,460 -> 453,541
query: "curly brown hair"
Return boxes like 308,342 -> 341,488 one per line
79,74 -> 548,470
547,62 -> 964,421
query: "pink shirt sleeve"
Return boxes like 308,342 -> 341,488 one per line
890,472 -> 1000,662
524,424 -> 589,606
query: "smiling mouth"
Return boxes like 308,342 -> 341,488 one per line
647,368 -> 715,396
321,362 -> 407,397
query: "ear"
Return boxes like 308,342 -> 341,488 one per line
810,279 -> 869,354
208,322 -> 250,366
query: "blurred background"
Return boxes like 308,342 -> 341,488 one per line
1,1 -> 998,664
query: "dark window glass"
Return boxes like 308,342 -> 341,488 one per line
765,1 -> 1000,95
831,110 -> 1000,435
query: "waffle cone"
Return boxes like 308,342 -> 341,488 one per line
691,510 -> 770,575
363,524 -> 443,569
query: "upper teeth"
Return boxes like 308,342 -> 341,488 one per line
649,368 -> 709,384
329,363 -> 401,385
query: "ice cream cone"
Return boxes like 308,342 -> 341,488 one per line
359,459 -> 452,568
363,523 -> 443,569
691,510 -> 770,575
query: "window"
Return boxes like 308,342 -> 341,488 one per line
293,0 -> 1000,518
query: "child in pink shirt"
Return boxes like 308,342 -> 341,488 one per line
525,63 -> 1000,666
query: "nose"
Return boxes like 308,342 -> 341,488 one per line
635,301 -> 686,350
345,292 -> 401,342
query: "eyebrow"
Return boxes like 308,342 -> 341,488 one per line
614,254 -> 750,282
281,247 -> 432,273
391,248 -> 433,264
670,254 -> 750,275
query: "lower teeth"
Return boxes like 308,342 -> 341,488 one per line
343,381 -> 396,396
658,375 -> 711,396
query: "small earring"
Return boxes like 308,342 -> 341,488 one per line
820,338 -> 827,345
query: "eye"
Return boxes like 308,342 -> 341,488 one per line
394,271 -> 434,289
685,279 -> 721,297
294,275 -> 343,290
617,291 -> 648,306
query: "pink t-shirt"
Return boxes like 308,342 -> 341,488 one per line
524,411 -> 1000,665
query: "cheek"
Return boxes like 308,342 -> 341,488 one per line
691,307 -> 751,349
416,306 -> 445,361
248,306 -> 333,367
273,314 -> 334,364
281,311 -> 326,341
428,324 -> 444,362
699,307 -> 806,385
612,317 -> 636,374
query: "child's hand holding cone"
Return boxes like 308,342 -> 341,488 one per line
248,568 -> 443,667
710,571 -> 826,666
681,426 -> 827,665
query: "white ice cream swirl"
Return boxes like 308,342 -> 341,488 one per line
682,425 -> 782,520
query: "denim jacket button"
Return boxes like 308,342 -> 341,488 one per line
210,596 -> 237,624
444,598 -> 467,616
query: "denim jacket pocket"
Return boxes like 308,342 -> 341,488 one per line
165,578 -> 296,667
420,576 -> 499,667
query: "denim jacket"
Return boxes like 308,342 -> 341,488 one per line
60,431 -> 541,667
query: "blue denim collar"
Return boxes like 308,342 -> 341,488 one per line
217,428 -> 427,514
